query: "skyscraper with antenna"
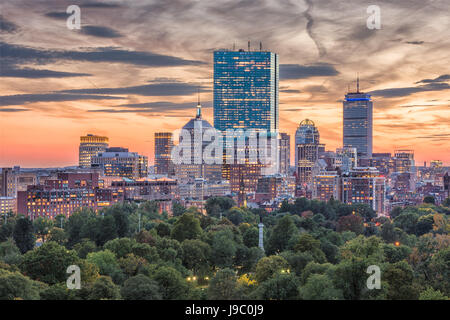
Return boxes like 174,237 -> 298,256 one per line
343,76 -> 373,161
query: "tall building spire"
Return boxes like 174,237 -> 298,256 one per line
196,87 -> 202,119
356,73 -> 360,93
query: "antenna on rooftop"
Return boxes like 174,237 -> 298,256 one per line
248,40 -> 251,52
260,42 -> 262,51
356,73 -> 360,93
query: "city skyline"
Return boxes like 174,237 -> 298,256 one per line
1,0 -> 449,167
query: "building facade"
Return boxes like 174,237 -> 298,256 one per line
343,81 -> 373,160
79,134 -> 109,168
154,132 -> 174,176
92,147 -> 148,179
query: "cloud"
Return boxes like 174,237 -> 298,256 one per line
1,66 -> 91,78
0,108 -> 29,112
0,93 -> 123,107
61,82 -> 209,96
304,0 -> 326,57
80,25 -> 122,38
0,15 -> 18,33
0,42 -> 205,68
81,1 -> 122,8
370,82 -> 450,98
45,12 -> 68,20
415,74 -> 450,84
406,41 -> 424,45
280,63 -> 339,80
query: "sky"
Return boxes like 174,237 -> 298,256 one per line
0,0 -> 449,168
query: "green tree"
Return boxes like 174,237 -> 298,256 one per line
205,197 -> 236,218
299,274 -> 343,300
88,276 -> 121,300
171,214 -> 202,242
152,266 -> 189,299
19,242 -> 79,285
0,238 -> 22,265
255,255 -> 289,283
13,216 -> 35,254
33,217 -> 54,241
266,215 -> 297,254
104,238 -> 136,259
207,268 -> 241,300
384,261 -> 419,300
120,274 -> 161,300
419,287 -> 449,300
394,212 -> 418,234
336,215 -> 364,234
172,201 -> 186,217
86,249 -> 120,277
293,233 -> 326,263
256,273 -> 300,300
181,239 -> 211,276
211,229 -> 237,268
47,227 -> 67,245
0,268 -> 44,300
423,196 -> 435,204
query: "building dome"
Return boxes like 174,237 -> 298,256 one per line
300,119 -> 315,126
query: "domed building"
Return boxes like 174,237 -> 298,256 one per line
174,101 -> 222,183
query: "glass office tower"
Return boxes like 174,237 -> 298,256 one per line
343,82 -> 373,160
213,49 -> 279,132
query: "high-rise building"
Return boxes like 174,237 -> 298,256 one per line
214,48 -> 280,182
393,149 -> 416,192
336,147 -> 358,172
154,132 -> 174,176
279,133 -> 290,176
79,134 -> 109,168
0,168 -> 17,198
91,147 -> 148,179
213,48 -> 279,132
295,119 -> 324,185
312,171 -> 340,202
341,167 -> 385,214
343,79 -> 373,160
174,102 -> 222,183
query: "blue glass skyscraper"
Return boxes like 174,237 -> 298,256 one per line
213,49 -> 279,132
343,79 -> 373,160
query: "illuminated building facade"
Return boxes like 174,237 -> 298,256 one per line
312,171 -> 340,202
0,168 -> 17,197
92,147 -> 148,179
111,178 -> 178,201
79,134 -> 109,168
335,147 -> 357,172
17,172 -> 123,219
295,119 -> 324,185
154,132 -> 174,176
213,49 -> 279,132
343,81 -> 373,160
341,167 -> 385,214
0,197 -> 16,215
279,133 -> 290,176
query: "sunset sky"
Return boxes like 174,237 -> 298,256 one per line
1,0 -> 449,168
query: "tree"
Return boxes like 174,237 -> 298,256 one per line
0,238 -> 22,265
242,226 -> 259,248
256,273 -> 300,300
299,274 -> 343,300
86,250 -> 120,277
65,208 -> 96,247
205,197 -> 235,218
156,223 -> 171,237
181,239 -> 211,276
47,227 -> 67,245
255,255 -> 289,283
172,201 -> 186,217
152,266 -> 189,299
33,217 -> 54,241
104,238 -> 136,259
423,196 -> 435,204
384,261 -> 419,300
171,214 -> 202,242
97,215 -> 118,246
211,229 -> 237,268
73,239 -> 97,259
416,215 -> 434,236
207,268 -> 241,300
19,242 -> 79,285
336,215 -> 364,234
13,216 -> 35,254
266,215 -> 297,254
352,204 -> 376,221
380,221 -> 397,243
120,274 -> 161,300
0,269 -> 44,300
293,233 -> 326,263
419,287 -> 449,300
394,212 -> 418,234
88,276 -> 121,300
